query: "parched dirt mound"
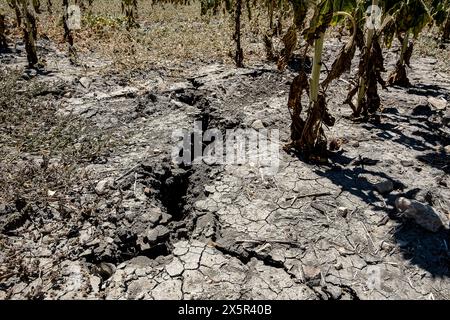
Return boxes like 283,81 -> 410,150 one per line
0,39 -> 449,300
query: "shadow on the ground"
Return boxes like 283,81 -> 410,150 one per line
320,85 -> 450,276
310,152 -> 450,278
0,47 -> 14,54
362,99 -> 449,173
289,86 -> 449,277
407,83 -> 450,100
391,218 -> 449,277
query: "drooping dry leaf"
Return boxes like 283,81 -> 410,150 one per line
278,25 -> 297,71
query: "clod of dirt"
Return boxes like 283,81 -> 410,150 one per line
251,119 -> 265,130
401,160 -> 414,167
302,265 -> 321,286
93,262 -> 116,281
21,68 -> 37,80
374,180 -> 394,194
428,97 -> 447,111
95,177 -> 115,195
329,138 -> 347,151
79,77 -> 92,89
395,197 -> 447,232
337,207 -> 349,218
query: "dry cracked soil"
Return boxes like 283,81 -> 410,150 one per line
0,37 -> 449,300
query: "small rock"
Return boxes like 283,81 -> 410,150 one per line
105,237 -> 115,244
395,197 -> 444,232
95,262 -> 116,280
39,248 -> 52,257
79,77 -> 92,89
108,86 -> 139,98
337,207 -> 349,218
204,185 -> 216,195
334,262 -> 343,270
254,243 -> 272,255
380,242 -> 395,251
135,268 -> 146,277
165,258 -> 184,277
22,69 -> 37,80
141,209 -> 162,224
351,255 -> 367,269
145,225 -> 170,243
166,82 -> 191,92
137,236 -> 151,251
329,138 -> 347,151
400,160 -> 414,167
95,177 -> 114,195
374,180 -> 394,194
79,249 -> 92,257
171,99 -> 185,108
428,96 -> 447,110
251,119 -> 265,130
145,229 -> 158,243
156,225 -> 170,238
160,212 -> 172,224
0,204 -> 10,215
326,285 -> 342,299
302,265 -> 321,285
128,256 -> 153,267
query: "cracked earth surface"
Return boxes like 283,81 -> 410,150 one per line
1,39 -> 449,300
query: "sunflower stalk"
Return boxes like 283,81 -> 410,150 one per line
355,0 -> 378,113
399,31 -> 409,65
443,15 -> 450,42
122,0 -> 139,30
62,0 -> 73,46
309,32 -> 325,104
0,12 -> 7,50
288,6 -> 356,160
14,0 -> 39,68
234,0 -> 244,67
388,31 -> 411,87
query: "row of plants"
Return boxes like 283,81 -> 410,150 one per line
0,0 -> 448,161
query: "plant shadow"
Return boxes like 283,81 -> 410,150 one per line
288,85 -> 449,277
317,151 -> 450,278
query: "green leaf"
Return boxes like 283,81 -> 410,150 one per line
302,0 -> 334,44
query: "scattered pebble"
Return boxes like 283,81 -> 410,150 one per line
400,160 -> 414,167
79,77 -> 92,89
374,180 -> 394,194
395,197 -> 445,232
251,119 -> 265,130
428,96 -> 447,110
95,177 -> 114,195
